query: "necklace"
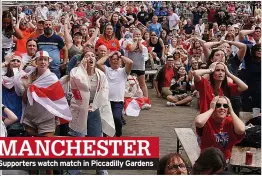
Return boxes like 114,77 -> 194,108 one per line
89,75 -> 96,82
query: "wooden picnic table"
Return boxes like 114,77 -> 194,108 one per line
174,128 -> 200,166
239,112 -> 253,123
145,70 -> 157,75
230,146 -> 261,174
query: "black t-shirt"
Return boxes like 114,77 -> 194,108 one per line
137,11 -> 148,25
192,10 -> 205,25
245,55 -> 261,94
183,24 -> 195,34
227,54 -> 241,76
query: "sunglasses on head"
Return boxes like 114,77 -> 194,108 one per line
216,103 -> 229,108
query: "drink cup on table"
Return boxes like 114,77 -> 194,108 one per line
252,108 -> 260,118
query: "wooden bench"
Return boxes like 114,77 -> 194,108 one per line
145,70 -> 158,89
174,128 -> 200,166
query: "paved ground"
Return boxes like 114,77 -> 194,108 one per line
2,88 -> 198,175
84,88 -> 199,175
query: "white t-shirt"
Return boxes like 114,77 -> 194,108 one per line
168,13 -> 180,30
195,23 -> 205,37
105,66 -> 128,102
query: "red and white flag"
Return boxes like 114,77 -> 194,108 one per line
124,97 -> 151,117
27,70 -> 72,124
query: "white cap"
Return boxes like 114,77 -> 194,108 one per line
33,51 -> 53,62
232,24 -> 239,29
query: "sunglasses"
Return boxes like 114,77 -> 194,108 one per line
151,34 -> 156,36
216,103 -> 229,109
11,59 -> 21,63
167,163 -> 186,170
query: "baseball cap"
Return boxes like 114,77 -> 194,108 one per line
167,55 -> 174,61
73,32 -> 82,36
37,18 -> 45,23
33,51 -> 53,62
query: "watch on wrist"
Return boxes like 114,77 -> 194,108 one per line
2,106 -> 6,111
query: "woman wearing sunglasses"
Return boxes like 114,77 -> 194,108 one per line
195,96 -> 245,161
157,153 -> 188,175
149,31 -> 165,65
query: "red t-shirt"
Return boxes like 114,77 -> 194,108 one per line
75,11 -> 86,18
162,67 -> 175,87
16,28 -> 34,53
95,36 -> 120,52
195,77 -> 239,114
197,116 -> 244,160
208,9 -> 216,22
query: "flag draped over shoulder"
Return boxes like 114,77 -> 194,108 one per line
27,70 -> 72,123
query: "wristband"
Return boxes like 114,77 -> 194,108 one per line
2,106 -> 6,111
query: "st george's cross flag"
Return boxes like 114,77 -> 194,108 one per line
27,70 -> 72,124
124,97 -> 151,117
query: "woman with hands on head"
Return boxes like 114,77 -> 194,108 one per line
193,61 -> 248,113
195,96 -> 245,160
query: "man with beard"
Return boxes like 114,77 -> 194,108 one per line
37,20 -> 68,78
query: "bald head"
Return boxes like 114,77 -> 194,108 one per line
97,45 -> 107,58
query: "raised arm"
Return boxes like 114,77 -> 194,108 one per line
222,63 -> 248,92
193,62 -> 217,82
96,54 -> 109,73
203,41 -> 221,59
127,39 -> 139,52
225,40 -> 246,61
195,96 -> 219,128
87,18 -> 101,46
64,19 -> 73,49
13,17 -> 23,39
239,29 -> 255,42
121,55 -> 133,74
225,97 -> 245,135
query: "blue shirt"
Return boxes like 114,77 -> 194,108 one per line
149,23 -> 162,37
37,34 -> 65,70
2,86 -> 22,121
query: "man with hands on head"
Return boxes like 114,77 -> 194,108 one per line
195,96 -> 245,160
96,51 -> 133,137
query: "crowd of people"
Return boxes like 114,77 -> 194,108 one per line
1,1 -> 261,175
